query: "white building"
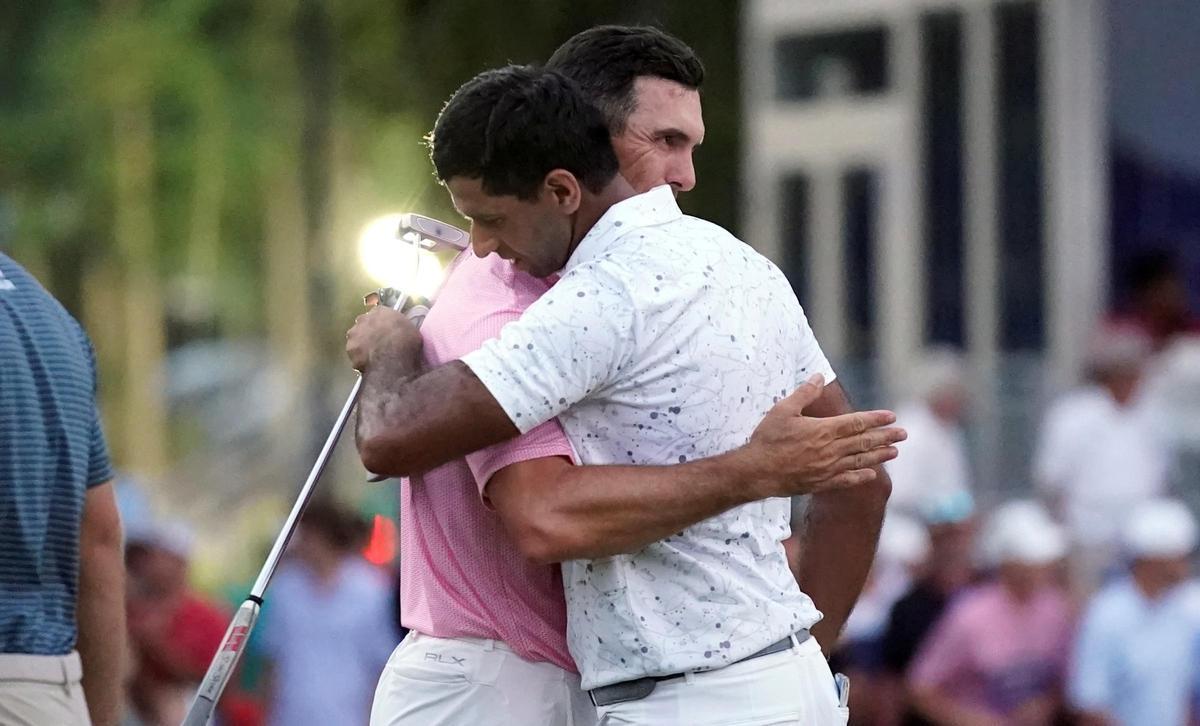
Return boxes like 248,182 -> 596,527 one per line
741,0 -> 1109,499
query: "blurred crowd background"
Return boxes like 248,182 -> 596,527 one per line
3,0 -> 1200,724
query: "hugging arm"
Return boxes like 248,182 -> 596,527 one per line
790,381 -> 892,653
487,377 -> 902,564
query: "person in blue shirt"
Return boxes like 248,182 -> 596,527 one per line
1068,498 -> 1200,726
0,253 -> 126,725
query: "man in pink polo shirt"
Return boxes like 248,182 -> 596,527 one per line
364,27 -> 902,726
367,248 -> 585,724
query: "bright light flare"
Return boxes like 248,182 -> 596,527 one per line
358,213 -> 446,298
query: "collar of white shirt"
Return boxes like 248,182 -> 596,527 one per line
562,184 -> 681,274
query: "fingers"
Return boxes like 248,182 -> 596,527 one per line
347,306 -> 405,335
773,374 -> 826,412
820,468 -> 878,491
802,447 -> 897,493
348,308 -> 376,336
345,308 -> 386,364
832,409 -> 897,437
832,426 -> 908,458
829,446 -> 899,476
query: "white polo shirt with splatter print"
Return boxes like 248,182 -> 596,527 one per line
463,184 -> 837,690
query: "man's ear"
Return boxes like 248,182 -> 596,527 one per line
543,169 -> 582,215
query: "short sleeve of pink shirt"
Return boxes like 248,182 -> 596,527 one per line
422,252 -> 577,500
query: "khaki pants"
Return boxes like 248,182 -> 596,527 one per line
0,651 -> 91,726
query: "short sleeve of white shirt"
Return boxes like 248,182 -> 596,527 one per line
791,303 -> 837,390
461,258 -> 636,434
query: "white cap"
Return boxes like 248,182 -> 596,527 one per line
979,500 -> 1067,567
908,347 -> 967,401
1122,498 -> 1198,559
878,513 -> 931,567
126,518 -> 196,560
919,489 -> 976,525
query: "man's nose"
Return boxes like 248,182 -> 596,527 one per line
470,228 -> 498,258
668,156 -> 697,193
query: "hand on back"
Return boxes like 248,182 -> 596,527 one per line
741,374 -> 905,497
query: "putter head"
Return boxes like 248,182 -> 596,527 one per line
361,213 -> 467,484
361,213 -> 469,309
397,213 -> 469,253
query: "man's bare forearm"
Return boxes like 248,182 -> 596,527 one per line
356,357 -> 519,477
78,545 -> 125,725
794,381 -> 890,653
354,346 -> 425,459
550,459 -> 770,557
491,452 -> 778,563
77,483 -> 126,726
796,470 -> 890,651
492,377 -> 902,564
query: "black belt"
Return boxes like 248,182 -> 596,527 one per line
588,630 -> 811,708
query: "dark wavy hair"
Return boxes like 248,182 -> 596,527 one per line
427,65 -> 619,200
547,25 -> 705,134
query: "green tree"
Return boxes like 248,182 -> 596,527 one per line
0,2 -> 743,565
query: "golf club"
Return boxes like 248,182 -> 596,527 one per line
181,213 -> 469,726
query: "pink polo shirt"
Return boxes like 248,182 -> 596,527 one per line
397,251 -> 577,672
908,581 -> 1074,719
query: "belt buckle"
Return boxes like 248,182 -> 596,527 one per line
589,676 -> 658,708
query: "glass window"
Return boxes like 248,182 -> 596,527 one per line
997,1 -> 1045,351
774,28 -> 890,101
921,10 -> 966,346
839,168 -> 882,408
779,173 -> 811,306
842,168 -> 877,360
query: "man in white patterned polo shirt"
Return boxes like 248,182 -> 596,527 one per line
348,66 -> 898,724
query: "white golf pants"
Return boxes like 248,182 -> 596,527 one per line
369,631 -> 597,726
593,635 -> 850,726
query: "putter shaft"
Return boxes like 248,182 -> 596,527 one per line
182,292 -> 410,726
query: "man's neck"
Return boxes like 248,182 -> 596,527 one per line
565,175 -> 639,258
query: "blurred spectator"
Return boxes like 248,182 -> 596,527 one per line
886,349 -> 973,518
908,501 -> 1073,726
1109,250 -> 1200,352
1068,499 -> 1200,726
1142,337 -> 1200,453
877,501 -> 977,726
258,501 -> 398,726
835,514 -> 930,724
124,521 -> 238,726
1034,328 -> 1170,593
